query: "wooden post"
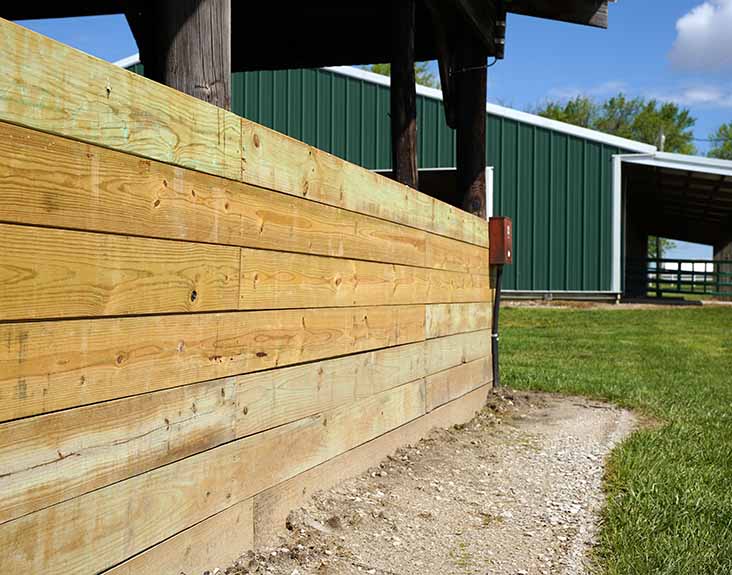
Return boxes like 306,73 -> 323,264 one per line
390,0 -> 418,189
128,0 -> 231,110
455,33 -> 487,217
625,188 -> 649,298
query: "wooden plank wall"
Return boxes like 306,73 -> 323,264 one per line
0,18 -> 493,575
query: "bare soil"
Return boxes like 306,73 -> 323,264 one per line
221,390 -> 636,575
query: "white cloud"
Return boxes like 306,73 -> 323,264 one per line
670,0 -> 732,71
546,82 -> 732,110
646,85 -> 732,108
548,80 -> 628,101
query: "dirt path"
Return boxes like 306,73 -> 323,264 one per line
224,391 -> 637,575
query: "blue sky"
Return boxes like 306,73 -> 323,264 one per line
19,2 -> 729,259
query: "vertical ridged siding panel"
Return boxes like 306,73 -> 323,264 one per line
127,62 -> 627,292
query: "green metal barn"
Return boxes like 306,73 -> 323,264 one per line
119,56 -> 732,299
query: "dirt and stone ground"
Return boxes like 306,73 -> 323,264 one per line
221,390 -> 637,575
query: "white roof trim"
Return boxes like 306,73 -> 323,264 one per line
621,151 -> 732,178
110,54 -> 654,153
325,66 -> 656,154
113,52 -> 140,68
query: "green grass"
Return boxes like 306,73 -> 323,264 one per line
501,306 -> 732,574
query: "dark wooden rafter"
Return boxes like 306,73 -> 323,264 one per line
505,0 -> 608,28
4,1 -> 609,71
454,0 -> 499,54
125,0 -> 231,110
391,0 -> 418,189
702,174 -> 727,221
425,0 -> 458,128
455,31 -> 488,217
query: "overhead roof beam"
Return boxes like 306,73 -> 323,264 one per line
453,0 -> 499,54
702,175 -> 727,221
504,0 -> 608,28
0,2 -> 123,19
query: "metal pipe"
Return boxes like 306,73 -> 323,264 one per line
491,265 -> 504,388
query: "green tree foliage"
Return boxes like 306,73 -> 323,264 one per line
648,236 -> 677,260
707,123 -> 732,160
365,62 -> 439,89
538,96 -> 595,128
535,95 -> 697,154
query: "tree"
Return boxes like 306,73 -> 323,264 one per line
535,95 -> 595,127
708,123 -> 732,160
364,62 -> 439,88
648,236 -> 677,260
535,94 -> 697,154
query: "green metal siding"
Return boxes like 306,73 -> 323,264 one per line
127,63 -> 627,292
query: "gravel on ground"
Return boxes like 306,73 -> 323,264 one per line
220,390 -> 637,575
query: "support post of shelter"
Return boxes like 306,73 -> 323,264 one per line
625,187 -> 649,298
714,239 -> 732,300
126,0 -> 232,110
390,0 -> 418,189
455,33 -> 487,218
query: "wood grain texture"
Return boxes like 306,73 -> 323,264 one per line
0,381 -> 425,574
238,249 -> 490,310
253,383 -> 491,546
0,121 -> 488,274
426,302 -> 492,338
0,334 -> 455,524
0,305 -> 424,422
425,356 -> 491,411
425,329 -> 490,375
0,18 -> 241,180
139,0 -> 232,109
0,224 -> 240,321
390,0 -> 418,189
427,232 -> 489,275
0,19 -> 488,250
103,499 -> 253,575
240,120 -> 489,248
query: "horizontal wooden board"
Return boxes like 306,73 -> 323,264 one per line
110,384 -> 492,575
427,231 -> 489,275
0,305 -> 424,422
0,224 -> 240,321
253,384 -> 491,546
239,249 -> 490,310
1,333 -> 462,524
0,19 -> 488,250
0,18 -> 241,180
425,356 -> 491,411
0,380 -> 425,574
425,329 -> 491,375
241,120 -> 489,248
103,498 -> 253,575
426,302 -> 492,338
0,121 -> 488,275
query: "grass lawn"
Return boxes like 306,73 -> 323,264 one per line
501,306 -> 732,574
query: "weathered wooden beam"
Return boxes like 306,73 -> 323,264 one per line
425,0 -> 458,128
128,0 -> 232,110
454,0 -> 498,54
0,1 -> 123,19
505,0 -> 609,28
391,0 -> 418,188
455,33 -> 487,217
